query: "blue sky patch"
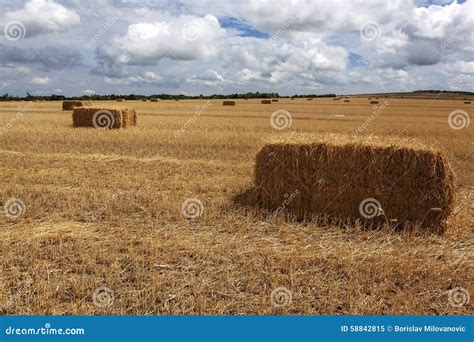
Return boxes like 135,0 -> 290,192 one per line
219,17 -> 269,39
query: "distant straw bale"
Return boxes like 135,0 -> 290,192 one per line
63,100 -> 91,111
254,133 -> 455,233
223,100 -> 236,106
261,100 -> 272,104
72,107 -> 137,129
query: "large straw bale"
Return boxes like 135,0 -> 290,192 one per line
254,133 -> 455,232
272,99 -> 279,102
223,100 -> 236,106
72,107 -> 137,129
151,98 -> 160,102
261,100 -> 272,104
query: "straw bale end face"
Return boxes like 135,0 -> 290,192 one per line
72,107 -> 137,129
254,137 -> 455,233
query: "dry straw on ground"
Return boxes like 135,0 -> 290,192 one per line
261,100 -> 272,104
62,100 -> 91,111
72,107 -> 137,129
223,100 -> 236,106
255,133 -> 455,233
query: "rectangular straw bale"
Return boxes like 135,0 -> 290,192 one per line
151,98 -> 160,102
63,100 -> 91,111
255,134 -> 455,232
72,107 -> 137,129
223,100 -> 236,106
261,100 -> 272,104
370,100 -> 379,104
272,99 -> 279,102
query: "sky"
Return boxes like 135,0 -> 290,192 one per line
0,0 -> 472,96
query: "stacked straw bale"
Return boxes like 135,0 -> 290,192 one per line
254,134 -> 455,232
223,100 -> 236,106
63,100 -> 91,111
72,107 -> 137,129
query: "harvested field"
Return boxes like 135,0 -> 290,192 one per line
0,98 -> 472,315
